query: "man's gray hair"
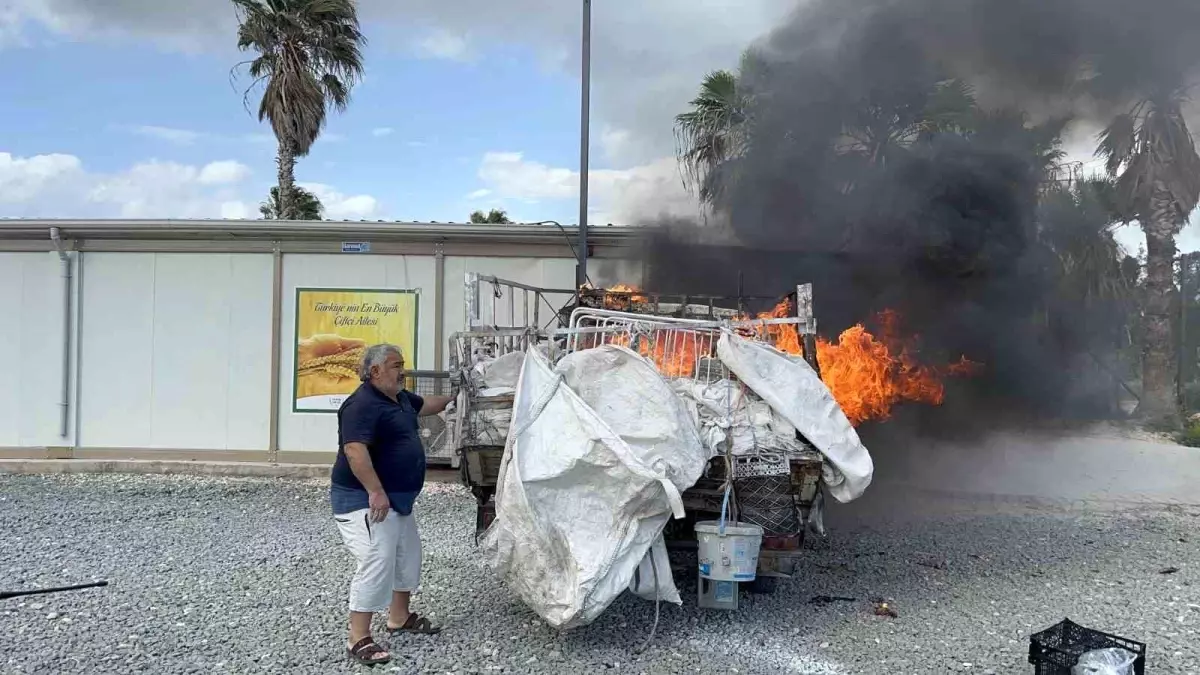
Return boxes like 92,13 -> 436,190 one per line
359,343 -> 404,381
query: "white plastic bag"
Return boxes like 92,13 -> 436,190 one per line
1071,648 -> 1137,675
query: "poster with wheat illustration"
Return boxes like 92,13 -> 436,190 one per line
293,288 -> 419,412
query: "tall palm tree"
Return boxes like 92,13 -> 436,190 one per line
673,68 -> 752,208
261,185 -> 324,220
233,0 -> 365,220
1096,84 -> 1200,421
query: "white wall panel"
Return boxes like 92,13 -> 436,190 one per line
79,253 -> 273,450
278,253 -> 437,452
0,253 -> 70,447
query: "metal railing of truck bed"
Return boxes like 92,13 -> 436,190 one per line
465,273 -> 575,332
556,308 -> 817,381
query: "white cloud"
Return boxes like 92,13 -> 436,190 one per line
198,160 -> 251,185
477,152 -> 575,202
220,200 -> 253,220
600,126 -> 635,164
466,188 -> 491,199
473,150 -> 700,225
372,127 -> 395,137
86,160 -> 251,218
0,150 -> 376,222
298,182 -> 381,220
0,152 -> 83,203
413,28 -> 472,61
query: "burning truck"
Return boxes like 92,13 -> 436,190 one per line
445,274 -> 880,628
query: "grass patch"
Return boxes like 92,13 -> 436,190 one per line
1175,418 -> 1200,447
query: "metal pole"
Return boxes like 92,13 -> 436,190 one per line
576,0 -> 592,290
267,243 -> 283,463
49,228 -> 72,439
1178,253 -> 1190,407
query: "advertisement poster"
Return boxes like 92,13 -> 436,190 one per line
293,287 -> 419,412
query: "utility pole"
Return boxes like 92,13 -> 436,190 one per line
576,0 -> 592,289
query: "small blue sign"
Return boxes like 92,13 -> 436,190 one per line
341,241 -> 371,253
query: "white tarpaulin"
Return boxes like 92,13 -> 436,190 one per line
671,378 -> 806,458
716,331 -> 874,502
481,345 -> 707,628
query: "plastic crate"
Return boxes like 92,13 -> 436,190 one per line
1028,618 -> 1146,675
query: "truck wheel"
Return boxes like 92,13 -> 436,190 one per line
747,575 -> 778,595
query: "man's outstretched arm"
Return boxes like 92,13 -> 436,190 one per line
418,395 -> 454,417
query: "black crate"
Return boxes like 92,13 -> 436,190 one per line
1028,618 -> 1146,675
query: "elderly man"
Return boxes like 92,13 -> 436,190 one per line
330,343 -> 453,666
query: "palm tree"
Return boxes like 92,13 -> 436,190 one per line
1040,178 -> 1131,314
1096,84 -> 1200,422
261,185 -> 324,220
469,208 -> 513,224
233,0 -> 365,220
673,68 -> 752,207
968,108 -> 1069,186
840,78 -> 978,167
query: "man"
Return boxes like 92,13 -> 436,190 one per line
330,343 -> 453,666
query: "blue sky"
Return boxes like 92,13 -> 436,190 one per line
0,0 -> 1194,253
0,0 -> 780,225
0,20 -> 601,222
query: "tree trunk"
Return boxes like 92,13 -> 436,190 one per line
1137,186 -> 1182,424
276,140 -> 297,221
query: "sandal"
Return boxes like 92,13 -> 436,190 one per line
387,612 -> 442,635
347,636 -> 391,666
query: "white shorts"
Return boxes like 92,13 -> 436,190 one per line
334,507 -> 423,613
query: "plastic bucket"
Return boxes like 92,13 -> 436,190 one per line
694,520 -> 763,582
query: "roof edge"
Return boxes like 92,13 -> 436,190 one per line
0,219 -> 643,245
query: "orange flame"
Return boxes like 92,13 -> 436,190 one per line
750,301 -> 981,425
581,282 -> 649,311
607,329 -> 713,378
753,297 -> 803,355
585,286 -> 982,425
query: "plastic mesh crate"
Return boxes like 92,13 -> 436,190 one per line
405,370 -> 450,397
1028,618 -> 1146,675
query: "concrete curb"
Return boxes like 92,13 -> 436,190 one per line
0,459 -> 461,483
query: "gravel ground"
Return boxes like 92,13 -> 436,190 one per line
1,473 -> 1198,675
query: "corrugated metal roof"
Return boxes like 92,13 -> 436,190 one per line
0,218 -> 643,245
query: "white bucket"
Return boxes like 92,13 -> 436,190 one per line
694,520 -> 763,582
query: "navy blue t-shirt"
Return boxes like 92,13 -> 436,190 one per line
330,382 -> 427,516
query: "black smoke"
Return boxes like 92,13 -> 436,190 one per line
639,0 -> 1200,423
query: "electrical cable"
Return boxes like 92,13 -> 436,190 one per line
634,549 -> 661,655
527,220 -> 594,287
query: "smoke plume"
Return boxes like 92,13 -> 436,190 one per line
640,0 -> 1200,422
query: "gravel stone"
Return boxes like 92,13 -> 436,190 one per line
1,472 -> 1198,674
